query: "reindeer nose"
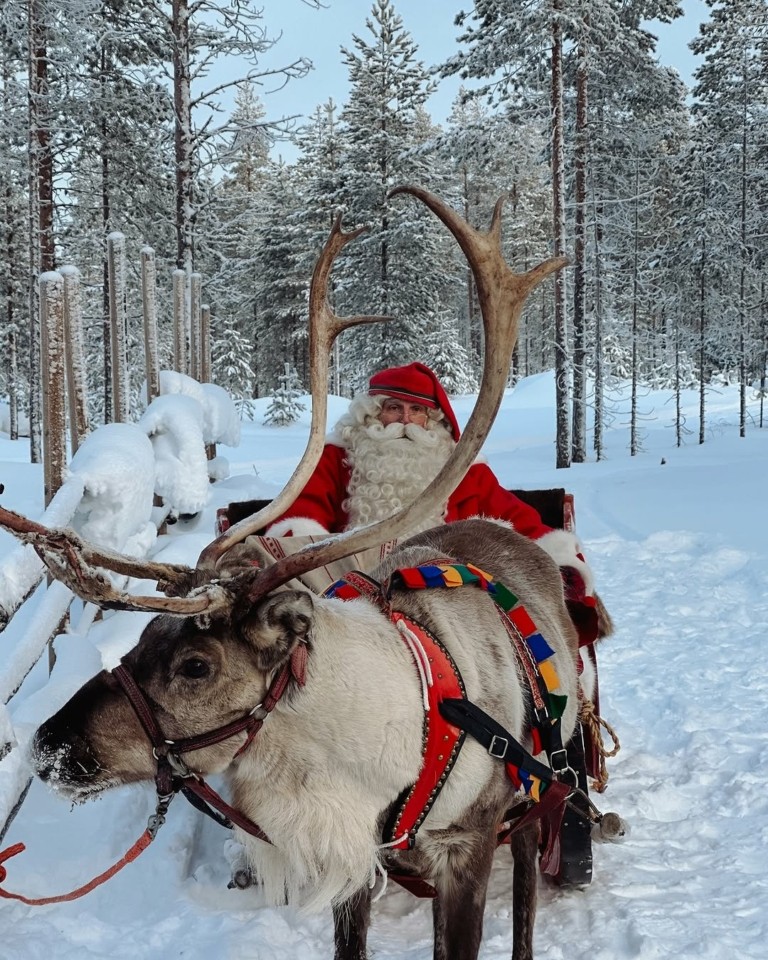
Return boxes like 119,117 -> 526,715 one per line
33,723 -> 101,784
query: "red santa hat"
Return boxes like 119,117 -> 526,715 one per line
368,362 -> 461,438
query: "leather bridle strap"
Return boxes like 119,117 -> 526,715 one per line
181,778 -> 271,842
112,664 -> 167,750
111,661 -> 298,763
110,661 -> 297,842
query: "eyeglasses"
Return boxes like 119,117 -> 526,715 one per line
378,399 -> 430,426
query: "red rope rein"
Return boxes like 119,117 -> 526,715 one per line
0,829 -> 156,906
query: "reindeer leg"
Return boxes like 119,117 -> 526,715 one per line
432,830 -> 496,960
510,824 -> 539,960
333,886 -> 372,960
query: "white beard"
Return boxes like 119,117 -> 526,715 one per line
342,419 -> 456,533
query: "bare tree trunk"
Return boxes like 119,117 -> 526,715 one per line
738,56 -> 748,439
172,0 -> 194,274
552,0 -> 570,468
4,194 -> 19,440
190,272 -> 202,380
173,268 -> 187,373
200,303 -> 212,384
592,173 -> 604,461
571,25 -> 588,463
27,0 -> 53,462
101,46 -> 113,423
630,162 -> 640,457
699,174 -> 707,445
107,232 -> 128,422
2,61 -> 21,442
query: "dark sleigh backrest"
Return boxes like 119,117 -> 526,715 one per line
215,488 -> 572,537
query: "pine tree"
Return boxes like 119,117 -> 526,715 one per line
263,363 -> 306,426
423,317 -> 477,394
251,162 -> 309,397
334,0 -> 455,388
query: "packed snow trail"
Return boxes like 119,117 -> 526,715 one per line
2,380 -> 767,959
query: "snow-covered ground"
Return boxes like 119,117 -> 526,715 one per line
1,374 -> 767,960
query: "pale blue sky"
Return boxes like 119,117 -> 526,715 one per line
255,0 -> 708,143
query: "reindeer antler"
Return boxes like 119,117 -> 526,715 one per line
0,505 -> 228,614
195,215 -> 391,576
240,186 -> 569,603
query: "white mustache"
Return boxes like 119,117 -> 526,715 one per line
364,420 -> 435,442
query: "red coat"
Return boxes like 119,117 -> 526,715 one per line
269,442 -> 553,540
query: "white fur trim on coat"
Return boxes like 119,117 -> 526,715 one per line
535,529 -> 595,596
266,517 -> 331,537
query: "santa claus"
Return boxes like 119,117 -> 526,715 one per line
266,362 -> 596,621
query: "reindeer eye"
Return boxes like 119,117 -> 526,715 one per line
178,657 -> 211,680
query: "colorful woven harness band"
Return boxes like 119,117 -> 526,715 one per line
388,562 -> 569,802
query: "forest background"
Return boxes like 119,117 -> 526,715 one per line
1,0 -> 766,470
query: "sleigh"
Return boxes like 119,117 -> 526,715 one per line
214,485 -> 608,889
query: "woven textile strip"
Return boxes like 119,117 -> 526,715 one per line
388,562 -> 569,802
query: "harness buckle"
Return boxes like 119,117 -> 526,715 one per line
549,748 -> 578,787
488,734 -> 508,759
166,751 -> 194,778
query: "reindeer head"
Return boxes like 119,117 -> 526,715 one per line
1,186 -> 567,801
33,589 -> 315,800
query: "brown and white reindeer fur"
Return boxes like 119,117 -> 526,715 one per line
33,520 -> 580,960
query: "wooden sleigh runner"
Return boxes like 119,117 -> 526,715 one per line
214,485 -> 619,889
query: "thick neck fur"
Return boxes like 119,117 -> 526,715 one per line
228,596 -> 424,910
331,394 -> 456,533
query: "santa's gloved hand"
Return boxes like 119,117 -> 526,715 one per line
266,517 -> 331,538
215,507 -> 231,536
560,566 -> 599,647
561,565 -> 589,603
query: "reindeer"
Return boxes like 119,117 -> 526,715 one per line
1,187 -> 602,960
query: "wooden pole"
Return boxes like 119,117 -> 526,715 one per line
200,303 -> 211,383
172,268 -> 186,373
61,266 -> 90,454
39,271 -> 66,505
141,247 -> 161,403
107,232 -> 128,422
190,272 -> 202,380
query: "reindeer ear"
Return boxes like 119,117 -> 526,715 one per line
237,590 -> 314,673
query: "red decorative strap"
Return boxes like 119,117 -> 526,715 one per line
384,614 -> 465,850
